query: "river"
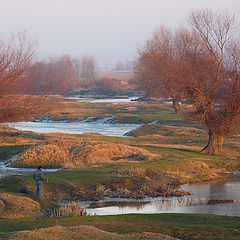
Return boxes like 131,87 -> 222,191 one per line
9,121 -> 140,137
64,96 -> 138,103
4,97 -> 240,217
82,177 -> 240,216
9,97 -> 141,136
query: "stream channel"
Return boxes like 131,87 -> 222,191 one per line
2,97 -> 240,216
82,177 -> 240,216
9,97 -> 140,136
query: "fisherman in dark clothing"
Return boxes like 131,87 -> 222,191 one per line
34,166 -> 47,198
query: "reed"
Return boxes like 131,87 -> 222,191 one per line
48,202 -> 87,218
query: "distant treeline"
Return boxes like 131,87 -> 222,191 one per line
14,55 -> 135,96
16,55 -> 97,95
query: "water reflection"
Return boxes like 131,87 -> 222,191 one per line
182,179 -> 240,200
89,201 -> 150,210
85,178 -> 240,216
86,197 -> 210,215
153,197 -> 210,211
64,97 -> 138,103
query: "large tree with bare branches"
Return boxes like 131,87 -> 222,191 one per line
137,9 -> 240,154
135,26 -> 185,113
0,32 -> 51,122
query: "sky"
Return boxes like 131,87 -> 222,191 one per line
0,0 -> 239,66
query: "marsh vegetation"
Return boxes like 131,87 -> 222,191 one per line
0,8 -> 239,240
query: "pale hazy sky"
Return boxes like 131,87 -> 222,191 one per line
0,0 -> 239,66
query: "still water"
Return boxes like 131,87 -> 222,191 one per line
9,121 -> 140,137
64,97 -> 138,103
82,178 -> 240,216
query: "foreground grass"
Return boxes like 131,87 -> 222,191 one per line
0,213 -> 240,240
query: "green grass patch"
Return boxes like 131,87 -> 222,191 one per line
0,213 -> 240,240
0,145 -> 28,160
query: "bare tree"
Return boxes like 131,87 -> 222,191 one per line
47,55 -> 76,94
137,9 -> 240,154
115,60 -> 136,71
0,32 -> 35,94
136,26 -> 185,113
20,55 -> 78,95
0,32 -> 52,122
78,55 -> 98,88
19,55 -> 98,94
115,60 -> 125,71
0,94 -> 53,122
187,9 -> 240,154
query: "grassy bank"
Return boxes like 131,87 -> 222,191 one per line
1,133 -> 239,202
0,213 -> 240,239
48,100 -> 187,124
0,99 -> 239,201
0,100 -> 240,239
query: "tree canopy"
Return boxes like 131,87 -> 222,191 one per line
0,33 -> 51,122
136,9 -> 240,154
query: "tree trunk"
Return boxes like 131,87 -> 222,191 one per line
201,131 -> 225,155
172,99 -> 180,113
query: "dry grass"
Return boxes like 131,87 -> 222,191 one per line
15,138 -> 153,168
48,202 -> 86,218
0,193 -> 42,218
0,125 -> 43,146
113,166 -> 176,182
111,167 -> 187,198
8,225 -> 177,240
168,160 -> 222,182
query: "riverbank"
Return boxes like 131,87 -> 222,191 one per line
0,213 -> 240,240
0,124 -> 239,203
0,96 -> 239,196
0,99 -> 239,239
33,98 -> 187,124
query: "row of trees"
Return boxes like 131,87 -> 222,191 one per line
0,33 -> 52,122
115,60 -> 136,71
0,32 -> 99,121
136,9 -> 240,154
19,55 -> 98,95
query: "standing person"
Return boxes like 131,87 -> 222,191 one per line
34,166 -> 47,198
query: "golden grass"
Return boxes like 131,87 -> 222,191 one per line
139,143 -> 203,151
9,225 -> 177,240
48,202 -> 86,218
0,125 -> 42,146
113,166 -> 176,182
0,193 -> 42,218
15,138 -> 153,168
167,160 -> 222,182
